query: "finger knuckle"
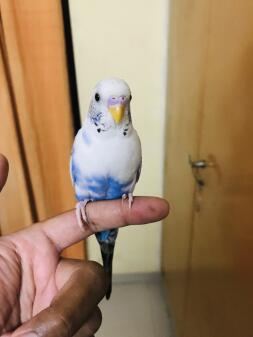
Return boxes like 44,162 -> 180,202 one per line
93,306 -> 103,332
85,261 -> 106,284
87,307 -> 102,335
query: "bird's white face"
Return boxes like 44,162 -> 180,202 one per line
88,78 -> 132,130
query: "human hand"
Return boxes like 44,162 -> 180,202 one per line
0,155 -> 169,336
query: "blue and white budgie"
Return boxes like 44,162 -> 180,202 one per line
70,77 -> 142,299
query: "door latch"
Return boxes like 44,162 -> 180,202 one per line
188,155 -> 214,188
188,155 -> 215,211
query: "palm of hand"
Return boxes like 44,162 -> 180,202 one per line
0,218 -> 107,337
0,230 -> 61,334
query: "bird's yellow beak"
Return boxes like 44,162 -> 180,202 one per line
108,104 -> 125,124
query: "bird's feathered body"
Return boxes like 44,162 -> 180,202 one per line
71,120 -> 141,202
70,78 -> 141,298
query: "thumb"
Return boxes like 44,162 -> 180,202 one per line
0,154 -> 9,192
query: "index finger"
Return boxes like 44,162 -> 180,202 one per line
39,196 -> 169,252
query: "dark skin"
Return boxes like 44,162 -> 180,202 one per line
0,155 -> 169,336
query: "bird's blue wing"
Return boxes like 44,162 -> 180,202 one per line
70,152 -> 92,201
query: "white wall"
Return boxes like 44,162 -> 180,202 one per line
69,0 -> 168,274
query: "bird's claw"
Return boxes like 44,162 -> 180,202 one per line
121,193 -> 127,206
122,193 -> 134,209
76,200 -> 92,230
128,193 -> 133,209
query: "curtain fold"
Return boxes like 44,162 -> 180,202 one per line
0,0 -> 84,259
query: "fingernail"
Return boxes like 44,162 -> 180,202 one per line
17,333 -> 38,337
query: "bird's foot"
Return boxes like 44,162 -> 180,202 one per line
128,193 -> 133,209
76,200 -> 92,231
121,193 -> 127,206
122,193 -> 134,209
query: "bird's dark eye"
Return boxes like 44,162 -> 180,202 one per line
95,93 -> 100,102
130,94 -> 132,101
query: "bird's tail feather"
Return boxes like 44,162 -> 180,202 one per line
100,242 -> 115,300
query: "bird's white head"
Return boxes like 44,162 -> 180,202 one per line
88,77 -> 132,130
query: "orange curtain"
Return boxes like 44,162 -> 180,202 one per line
0,0 -> 85,259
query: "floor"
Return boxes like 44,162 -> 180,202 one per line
97,275 -> 174,337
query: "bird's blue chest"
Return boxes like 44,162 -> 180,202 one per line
75,175 -> 131,202
71,126 -> 141,202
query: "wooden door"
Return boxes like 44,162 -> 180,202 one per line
0,0 -> 85,259
163,1 -> 253,336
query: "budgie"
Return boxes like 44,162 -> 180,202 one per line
70,77 -> 142,299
